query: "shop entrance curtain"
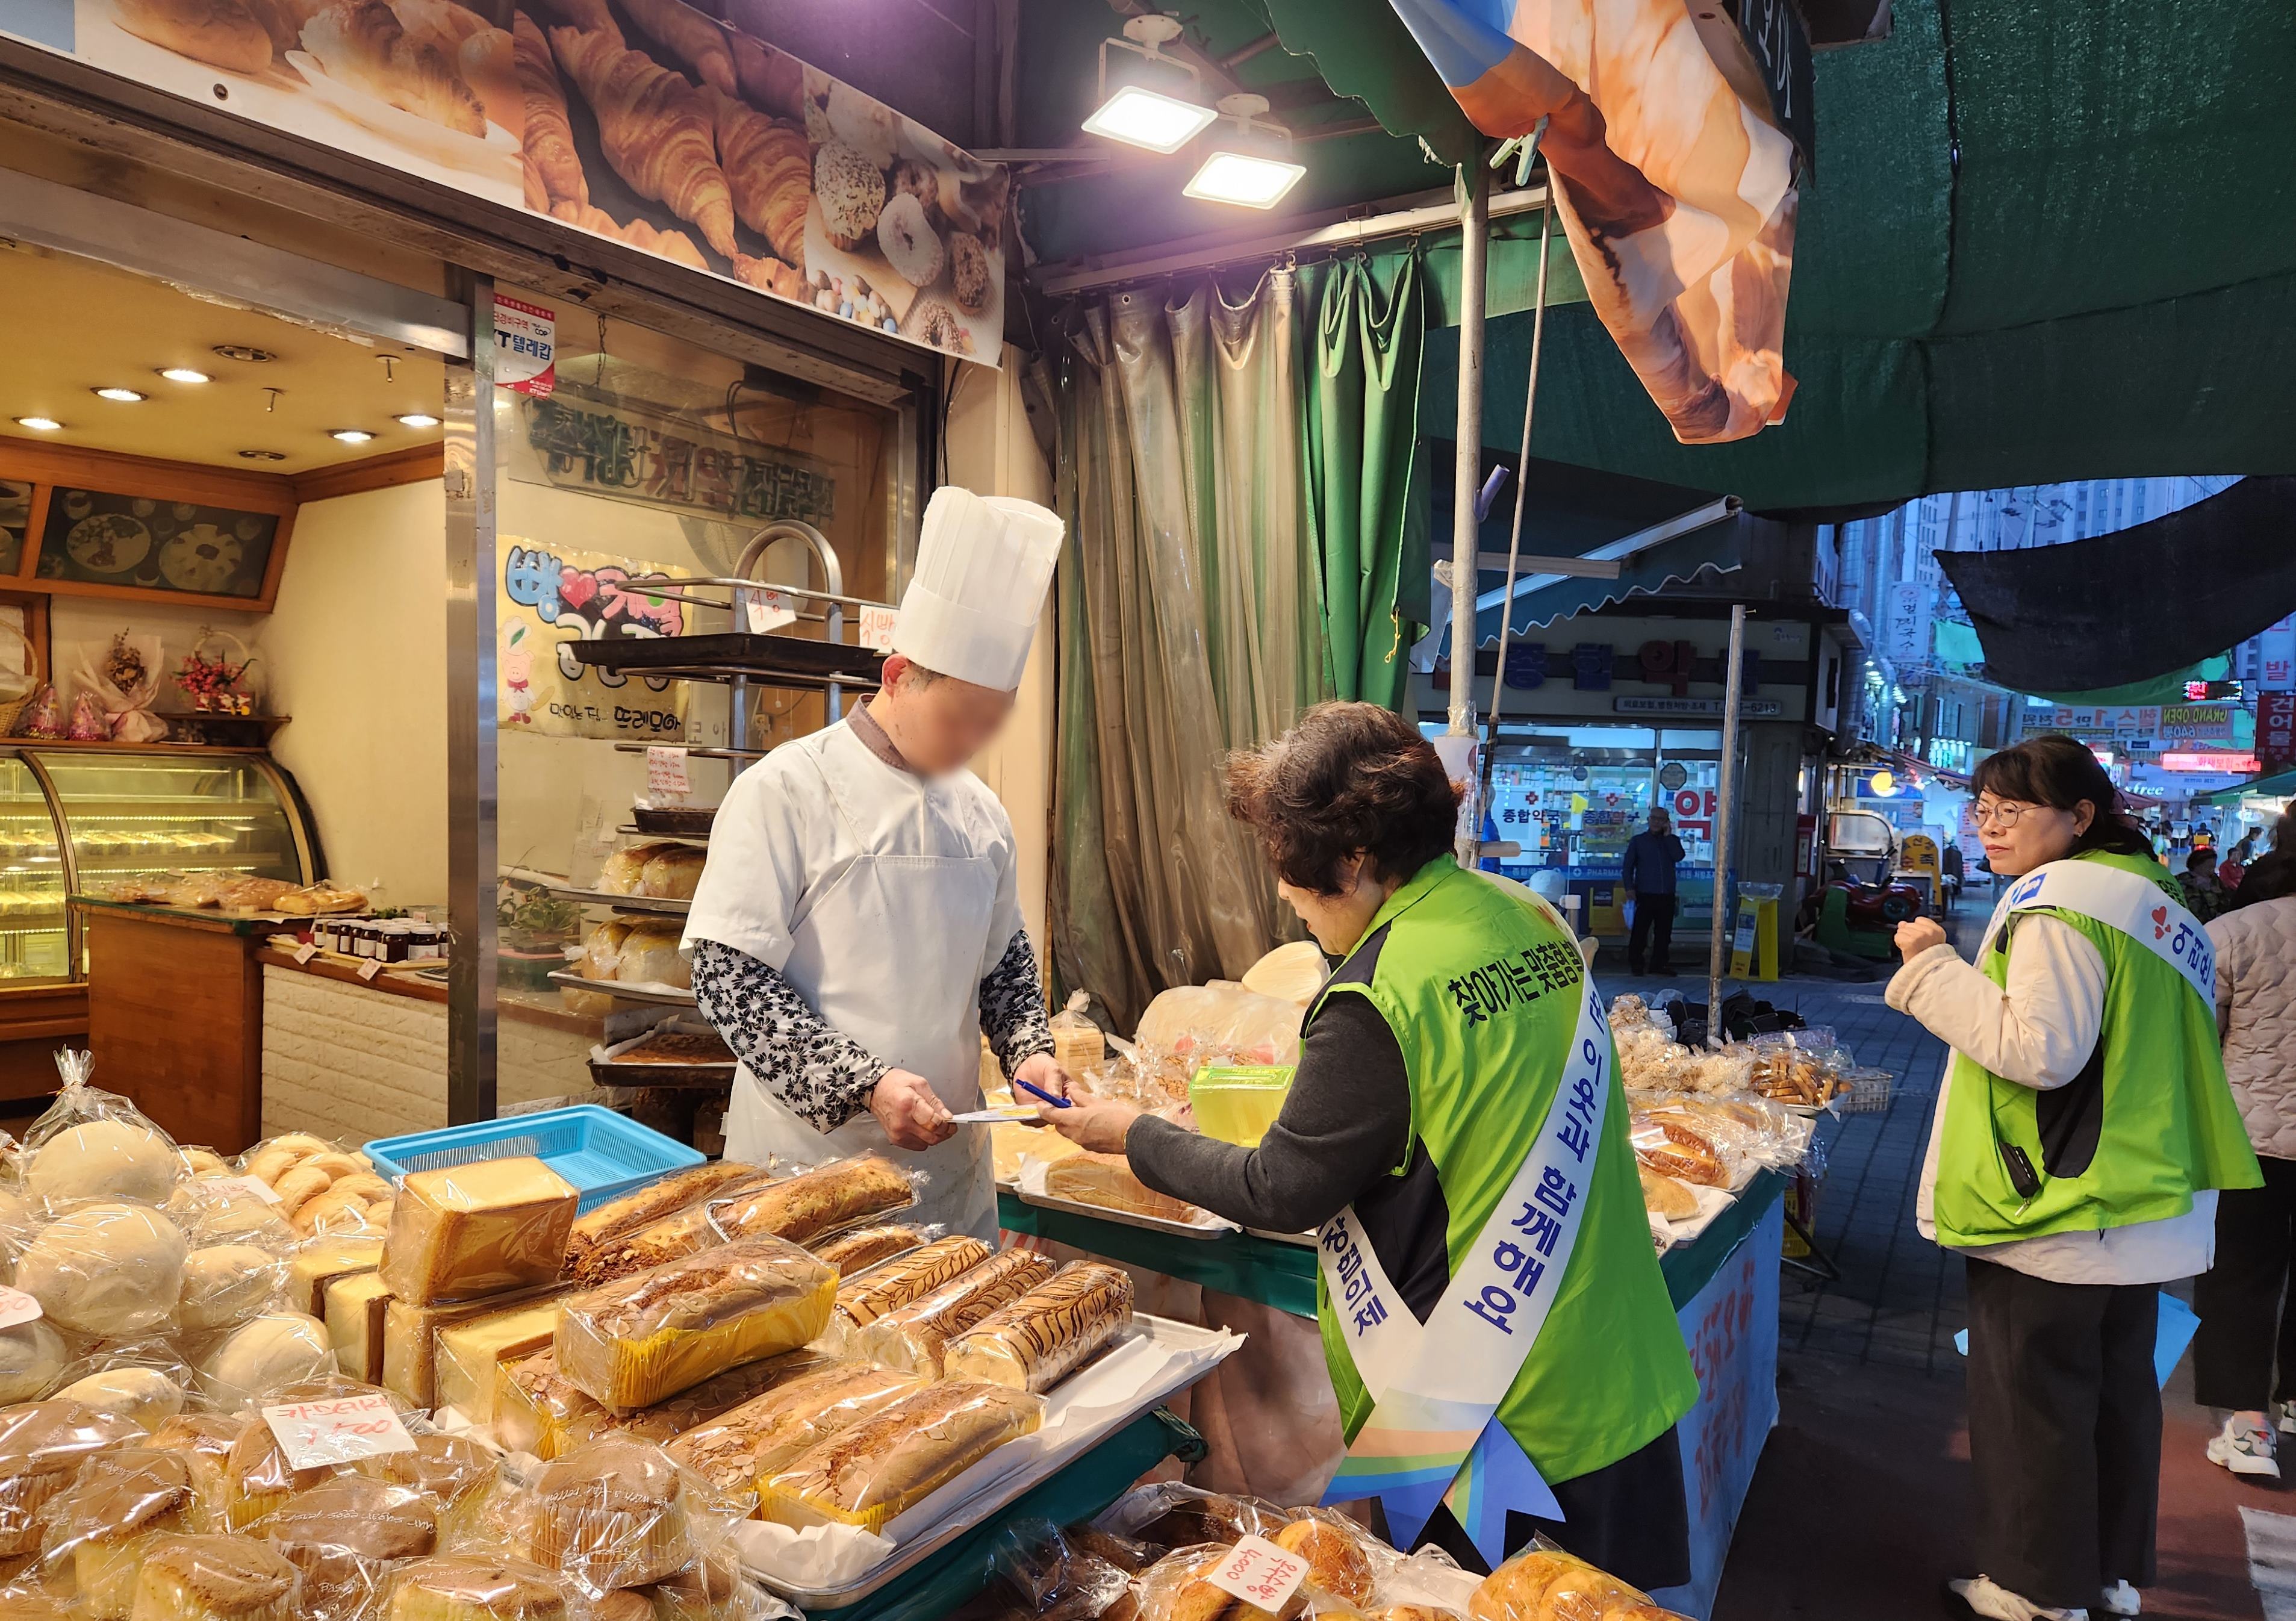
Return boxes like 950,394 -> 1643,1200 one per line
1050,276 -> 1321,1027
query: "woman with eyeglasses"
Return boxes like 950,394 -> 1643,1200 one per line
1887,733 -> 2259,1621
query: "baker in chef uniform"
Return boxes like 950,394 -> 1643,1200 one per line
681,487 -> 1069,1239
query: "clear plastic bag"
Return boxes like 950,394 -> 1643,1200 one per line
194,1311 -> 335,1412
0,1400 -> 147,1558
493,1348 -> 823,1461
378,1553 -> 585,1619
253,1473 -> 439,1621
667,1360 -> 926,1501
1094,1483 -> 1298,1551
1464,1535 -> 1691,1620
564,1161 -> 777,1282
0,1316 -> 68,1405
1627,1111 -> 1737,1189
809,1222 -> 931,1273
555,1233 -> 836,1413
37,1445 -> 205,1610
944,1262 -> 1136,1394
577,1156 -> 916,1287
950,1519 -> 1140,1621
379,1154 -> 579,1307
1050,991 -> 1107,1074
128,1532 -> 302,1617
1133,983 -> 1306,1072
1132,1541 -> 1372,1620
492,1433 -> 743,1598
823,1233 -> 992,1345
848,1248 -> 1057,1378
14,1199 -> 188,1336
48,1340 -> 196,1429
17,1050 -> 182,1212
756,1380 -> 1044,1532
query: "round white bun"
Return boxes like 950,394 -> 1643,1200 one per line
26,1119 -> 178,1206
176,1243 -> 284,1333
14,1201 -> 188,1336
199,1312 -> 333,1411
55,1366 -> 185,1429
0,1318 -> 67,1403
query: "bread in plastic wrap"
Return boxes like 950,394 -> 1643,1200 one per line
827,1234 -> 993,1340
379,1156 -> 578,1307
1466,1539 -> 1690,1621
351,1431 -> 494,1538
324,1272 -> 394,1384
1133,983 -> 1306,1072
16,1199 -> 188,1336
54,1364 -> 187,1430
257,1474 -> 438,1621
19,1051 -> 182,1210
756,1380 -> 1044,1532
665,1360 -> 926,1497
385,1290 -> 568,1410
944,1262 -> 1134,1393
850,1248 -> 1057,1377
810,1222 -> 927,1274
288,1236 -> 385,1319
1095,1483 -> 1297,1553
492,1348 -> 829,1461
563,1163 -> 773,1282
555,1233 -> 836,1413
378,1552 -> 580,1620
500,1434 -> 711,1595
574,1156 -> 913,1286
0,1399 -> 147,1557
199,1312 -> 336,1412
129,1532 -> 301,1620
178,1242 -> 291,1334
1042,1154 -> 1204,1225
435,1300 -> 564,1423
1272,1511 -> 1378,1607
219,1415 -> 331,1531
0,1319 -> 68,1404
38,1445 -> 202,1615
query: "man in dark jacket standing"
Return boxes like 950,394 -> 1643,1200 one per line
1622,807 -> 1687,975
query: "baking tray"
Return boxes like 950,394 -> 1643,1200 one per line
547,885 -> 692,916
632,806 -> 717,838
744,1314 -> 1239,1608
1245,1227 -> 1318,1247
565,630 -> 885,685
1014,1169 -> 1236,1241
547,969 -> 697,1007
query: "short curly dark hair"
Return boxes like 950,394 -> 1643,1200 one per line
1222,702 -> 1463,896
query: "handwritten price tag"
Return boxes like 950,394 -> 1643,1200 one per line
0,1286 -> 41,1330
1202,1536 -> 1308,1612
210,1175 -> 283,1206
859,605 -> 898,653
357,959 -> 384,982
647,746 -> 691,800
744,589 -> 797,634
263,1393 -> 416,1469
291,942 -> 319,965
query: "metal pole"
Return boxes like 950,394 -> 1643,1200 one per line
1449,160 -> 1490,867
445,275 -> 499,1122
1706,605 -> 1748,1047
1484,149 -> 1552,747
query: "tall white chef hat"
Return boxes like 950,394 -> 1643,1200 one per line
891,486 -> 1064,692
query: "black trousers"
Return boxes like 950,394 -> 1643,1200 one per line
1628,892 -> 1677,973
2194,1154 -> 2296,1411
1964,1257 -> 2159,1607
1411,1423 -> 1691,1594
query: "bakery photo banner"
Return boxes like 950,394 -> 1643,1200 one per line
500,540 -> 690,741
13,0 -> 1007,366
1387,0 -> 1800,444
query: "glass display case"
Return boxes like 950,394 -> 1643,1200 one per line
5,746 -> 316,983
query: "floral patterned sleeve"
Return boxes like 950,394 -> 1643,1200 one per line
690,938 -> 886,1133
980,929 -> 1056,1077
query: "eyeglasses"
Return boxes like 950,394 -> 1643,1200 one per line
1972,800 -> 2033,830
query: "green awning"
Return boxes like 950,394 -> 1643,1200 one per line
2197,768 -> 2296,809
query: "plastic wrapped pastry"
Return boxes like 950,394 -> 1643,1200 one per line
849,1248 -> 1056,1378
577,1156 -> 913,1285
257,1475 -> 438,1621
1466,1539 -> 1690,1621
493,1348 -> 828,1461
198,1313 -> 335,1412
19,1050 -> 181,1210
555,1233 -> 836,1413
944,1262 -> 1134,1393
826,1234 -> 992,1340
665,1361 -> 924,1497
385,1290 -> 568,1410
379,1155 -> 579,1305
0,1400 -> 148,1558
499,1435 -> 714,1595
38,1446 -> 204,1617
54,1364 -> 188,1430
0,1319 -> 69,1404
379,1552 -> 580,1619
562,1163 -> 774,1283
15,1200 -> 188,1336
810,1222 -> 927,1274
758,1381 -> 1042,1532
1042,1153 -> 1203,1224
129,1533 -> 300,1620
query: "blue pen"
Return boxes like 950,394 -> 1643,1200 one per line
1013,1075 -> 1072,1109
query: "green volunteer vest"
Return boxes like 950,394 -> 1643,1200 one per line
1312,857 -> 1697,1486
1934,850 -> 2261,1247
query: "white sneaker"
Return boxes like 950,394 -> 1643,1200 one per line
2098,1581 -> 2141,1617
1948,1574 -> 2091,1621
2209,1414 -> 2282,1479
2274,1398 -> 2296,1436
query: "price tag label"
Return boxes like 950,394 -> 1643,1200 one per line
292,942 -> 319,965
859,605 -> 898,653
1202,1537 -> 1308,1612
210,1174 -> 283,1206
647,746 -> 691,799
744,589 -> 797,634
357,959 -> 384,982
263,1393 -> 416,1469
0,1286 -> 42,1330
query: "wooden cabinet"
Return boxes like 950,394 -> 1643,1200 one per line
79,904 -> 265,1152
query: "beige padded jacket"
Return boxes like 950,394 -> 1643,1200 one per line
2208,895 -> 2296,1161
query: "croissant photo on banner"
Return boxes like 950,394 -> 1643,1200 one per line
1389,0 -> 1800,443
47,0 -> 1008,365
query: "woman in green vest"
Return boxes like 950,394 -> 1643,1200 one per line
1888,734 -> 2260,1621
1040,702 -> 1697,1587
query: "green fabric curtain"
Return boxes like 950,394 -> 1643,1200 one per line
1300,253 -> 1431,708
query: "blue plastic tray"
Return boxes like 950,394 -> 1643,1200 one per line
364,1105 -> 703,1213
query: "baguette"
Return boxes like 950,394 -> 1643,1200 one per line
1042,1153 -> 1201,1224
849,1249 -> 1056,1378
563,1162 -> 773,1278
829,1235 -> 992,1336
665,1361 -> 923,1496
810,1224 -> 926,1273
555,1233 -> 835,1412
944,1262 -> 1133,1393
756,1381 -> 1043,1531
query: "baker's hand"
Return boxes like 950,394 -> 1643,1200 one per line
1012,1051 -> 1072,1103
1039,1093 -> 1142,1155
1895,916 -> 1949,960
871,1069 -> 955,1150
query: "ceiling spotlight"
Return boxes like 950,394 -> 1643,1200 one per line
1082,14 -> 1215,154
213,344 -> 277,364
328,429 -> 376,444
394,412 -> 441,428
92,387 -> 148,403
237,449 -> 287,461
1183,96 -> 1307,209
13,417 -> 62,432
157,367 -> 211,384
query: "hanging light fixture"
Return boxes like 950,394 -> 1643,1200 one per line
1082,13 -> 1215,154
1183,95 -> 1306,209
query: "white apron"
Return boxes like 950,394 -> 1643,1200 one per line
711,731 -> 1003,1238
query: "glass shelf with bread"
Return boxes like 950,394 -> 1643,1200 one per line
28,750 -> 312,892
0,754 -> 67,981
